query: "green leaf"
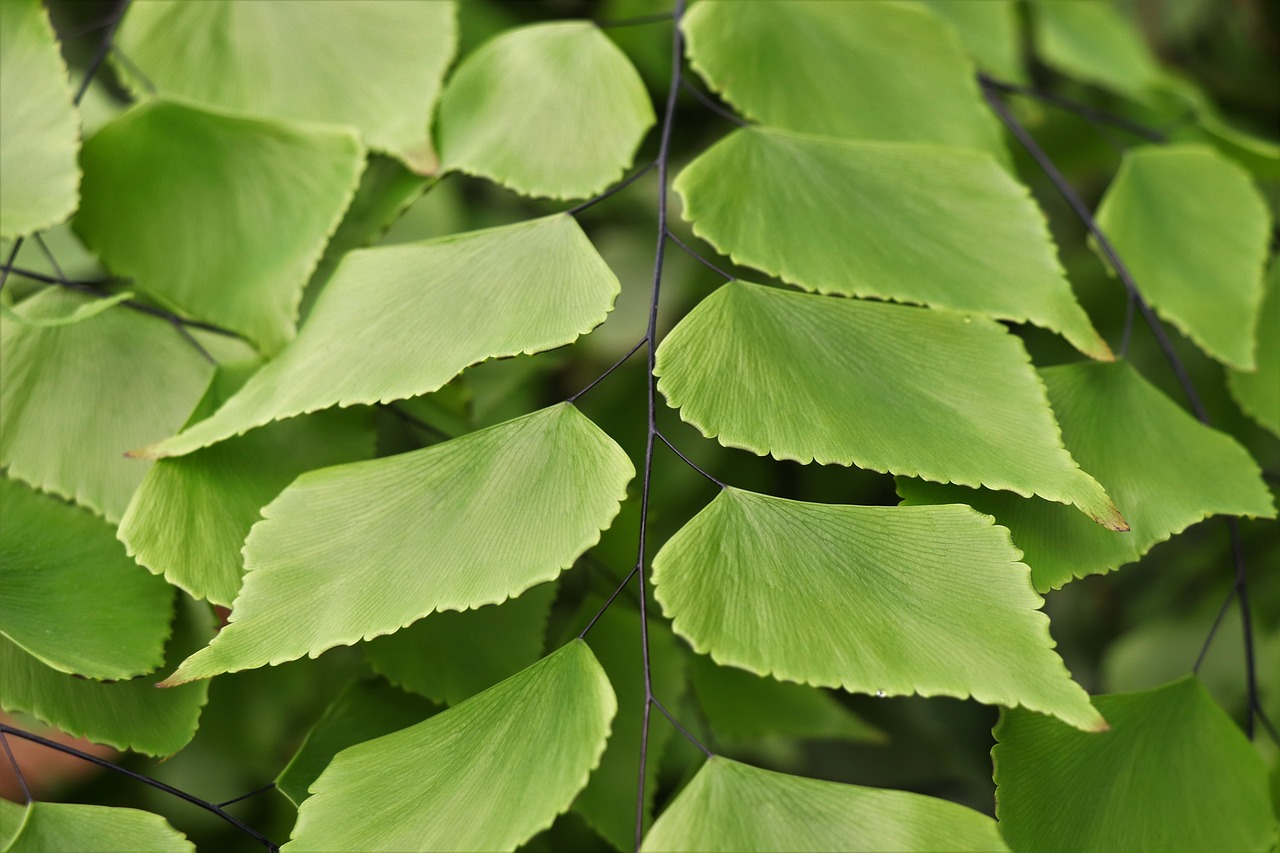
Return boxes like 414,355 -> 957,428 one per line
673,128 -> 1107,359
2,802 -> 193,853
1228,259 -> 1280,436
994,677 -> 1277,853
0,0 -> 79,239
276,678 -> 438,809
918,1 -> 1023,82
74,99 -> 365,354
1030,0 -> 1161,100
0,598 -> 212,756
143,215 -> 620,458
688,656 -> 883,746
683,1 -> 1005,160
118,409 -> 375,608
0,478 -> 173,680
162,404 -> 633,684
284,641 -> 615,852
0,290 -> 215,523
0,799 -> 21,850
115,0 -> 456,173
0,288 -> 132,328
364,582 -> 556,706
899,362 -> 1274,591
654,488 -> 1104,731
641,757 -> 1008,852
572,597 -> 686,853
1094,145 -> 1271,370
437,22 -> 655,199
655,282 -> 1124,528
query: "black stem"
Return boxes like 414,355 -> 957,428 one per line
385,402 -> 451,442
565,160 -> 658,217
665,230 -> 735,281
73,0 -> 130,105
1,731 -> 32,804
1193,585 -> 1236,673
977,74 -> 1169,143
568,338 -> 648,404
578,565 -> 639,640
1226,518 -> 1257,739
680,78 -> 748,128
652,696 -> 714,758
0,240 -> 23,295
216,781 -> 277,809
0,724 -> 278,851
655,430 -> 725,488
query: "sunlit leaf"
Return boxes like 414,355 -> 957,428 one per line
688,656 -> 883,746
655,282 -> 1124,528
683,1 -> 1005,159
674,128 -> 1107,359
654,488 -> 1104,731
74,99 -> 365,353
285,641 -> 615,852
641,758 -> 1008,852
276,678 -> 438,809
364,582 -> 555,706
0,0 -> 79,239
437,22 -> 654,199
0,288 -> 132,328
163,405 -> 633,684
994,677 -> 1276,853
0,290 -> 215,523
899,362 -> 1274,591
3,802 -> 193,853
116,0 -> 456,173
0,599 -> 212,756
144,215 -> 619,458
1030,0 -> 1161,100
1094,145 -> 1271,370
0,478 -> 173,680
118,409 -> 375,608
918,0 -> 1023,82
1228,260 -> 1280,437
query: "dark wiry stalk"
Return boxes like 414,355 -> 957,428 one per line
1,731 -> 32,804
566,160 -> 657,217
665,230 -> 735,280
568,337 -> 647,404
216,781 -> 277,809
978,74 -> 1169,143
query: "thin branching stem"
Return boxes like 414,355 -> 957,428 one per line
977,74 -> 1169,143
568,337 -> 648,404
680,78 -> 748,128
1,731 -> 32,804
0,724 -> 278,851
216,782 -> 277,809
652,696 -> 714,758
665,230 -> 735,280
566,160 -> 658,217
1193,585 -> 1236,673
655,430 -> 725,488
578,565 -> 640,640
73,0 -> 130,105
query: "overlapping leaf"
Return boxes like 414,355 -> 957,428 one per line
0,0 -> 79,239
437,22 -> 654,199
641,758 -> 1008,852
1030,0 -> 1161,99
1095,145 -> 1271,370
0,478 -> 173,680
1228,259 -> 1280,436
0,601 -> 212,756
1,801 -> 193,853
655,282 -> 1123,527
115,1 -> 456,172
0,291 -> 215,522
284,642 -> 615,852
653,489 -> 1104,731
994,677 -> 1277,853
144,215 -> 619,457
919,0 -> 1022,82
899,362 -> 1274,591
683,1 -> 1005,159
119,408 -> 374,607
674,129 -> 1107,359
74,99 -> 365,353
364,582 -> 556,706
163,405 -> 633,684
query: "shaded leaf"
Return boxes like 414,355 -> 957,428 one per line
284,641 -> 615,852
116,0 -> 456,172
0,288 -> 131,328
654,489 -> 1104,731
688,656 -> 883,746
1228,259 -> 1280,436
144,215 -> 619,457
437,22 -> 654,199
276,679 -> 438,809
1094,145 -> 1271,370
0,0 -> 79,239
683,1 -> 1005,159
163,405 -> 632,684
364,582 -> 556,706
0,478 -> 173,680
0,290 -> 215,523
3,802 -> 193,853
674,128 -> 1106,359
918,1 -> 1023,82
899,362 -> 1274,591
0,599 -> 212,756
1031,0 -> 1161,100
641,758 -> 1008,852
994,677 -> 1276,853
655,282 -> 1123,528
75,99 -> 365,353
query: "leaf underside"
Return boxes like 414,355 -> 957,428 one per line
1,801 -> 194,853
